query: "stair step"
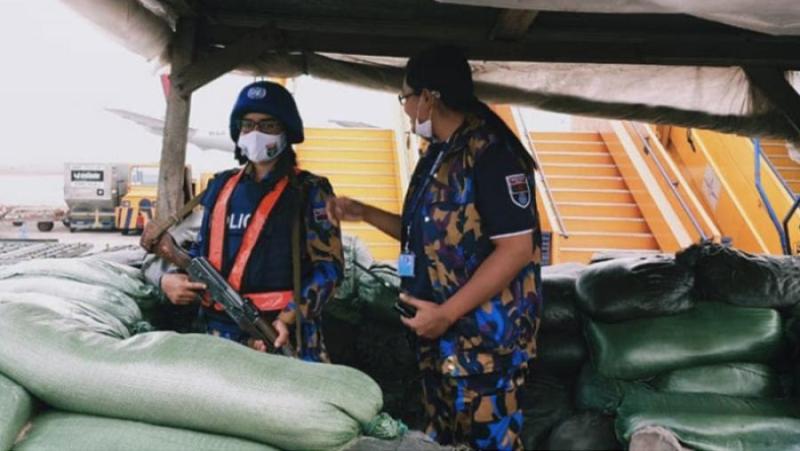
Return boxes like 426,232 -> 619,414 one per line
532,142 -> 609,153
530,132 -> 602,142
552,188 -> 634,204
557,247 -> 661,264
542,163 -> 620,177
562,216 -> 651,233
297,147 -> 396,158
558,202 -> 642,218
548,176 -> 626,190
539,152 -> 614,165
560,232 -> 658,250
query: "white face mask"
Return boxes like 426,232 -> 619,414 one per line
413,94 -> 434,140
237,131 -> 286,163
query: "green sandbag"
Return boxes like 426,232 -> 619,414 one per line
652,363 -> 784,398
545,412 -> 622,451
0,299 -> 400,451
358,264 -> 401,326
0,373 -> 33,451
325,235 -> 375,325
586,302 -> 784,380
530,332 -> 587,378
575,255 -> 694,322
520,375 -> 574,450
0,277 -> 143,332
0,258 -> 157,306
575,364 -> 650,414
15,411 -> 277,451
541,263 -> 585,334
616,391 -> 800,451
677,242 -> 800,310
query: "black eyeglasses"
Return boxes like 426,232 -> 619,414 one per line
238,118 -> 284,134
397,92 -> 418,105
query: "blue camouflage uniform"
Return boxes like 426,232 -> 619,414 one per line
401,113 -> 542,450
191,163 -> 343,362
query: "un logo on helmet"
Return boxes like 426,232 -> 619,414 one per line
247,87 -> 267,99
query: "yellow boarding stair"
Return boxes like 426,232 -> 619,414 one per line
295,128 -> 402,261
529,131 -> 661,263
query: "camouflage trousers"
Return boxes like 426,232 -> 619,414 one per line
420,362 -> 526,451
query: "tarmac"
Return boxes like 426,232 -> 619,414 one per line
0,222 -> 139,264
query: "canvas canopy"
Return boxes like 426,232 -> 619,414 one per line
60,0 -> 800,140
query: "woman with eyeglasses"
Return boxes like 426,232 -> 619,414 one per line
327,46 -> 542,450
158,80 -> 343,362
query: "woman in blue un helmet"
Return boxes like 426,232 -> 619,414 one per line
327,46 -> 542,450
159,81 -> 344,362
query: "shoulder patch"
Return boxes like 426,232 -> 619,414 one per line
505,173 -> 531,208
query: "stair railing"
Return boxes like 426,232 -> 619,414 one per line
631,123 -> 708,241
512,108 -> 569,238
753,138 -> 794,255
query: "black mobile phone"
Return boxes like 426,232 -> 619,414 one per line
393,301 -> 417,318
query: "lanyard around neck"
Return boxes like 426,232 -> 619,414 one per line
403,148 -> 447,252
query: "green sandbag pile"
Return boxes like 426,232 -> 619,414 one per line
0,257 -> 405,451
0,373 -> 33,451
573,246 -> 800,450
15,411 -> 278,451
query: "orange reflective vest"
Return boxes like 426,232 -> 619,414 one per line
202,168 -> 293,312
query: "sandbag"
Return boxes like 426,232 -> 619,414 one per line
545,412 -> 621,451
575,255 -> 694,322
325,235 -> 376,324
652,363 -> 784,398
0,258 -> 156,303
358,264 -> 402,326
540,263 -> 585,334
530,332 -> 587,378
14,411 -> 277,451
616,391 -> 800,451
520,375 -> 574,450
0,276 -> 144,332
677,242 -> 800,310
586,302 -> 784,380
0,373 -> 33,451
0,298 -> 400,451
575,364 -> 650,414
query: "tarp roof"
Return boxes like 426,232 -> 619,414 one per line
62,0 -> 800,141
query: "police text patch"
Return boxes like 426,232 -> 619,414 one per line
505,173 -> 531,208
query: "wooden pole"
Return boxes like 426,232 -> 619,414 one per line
156,17 -> 196,220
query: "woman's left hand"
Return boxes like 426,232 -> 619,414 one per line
398,293 -> 456,339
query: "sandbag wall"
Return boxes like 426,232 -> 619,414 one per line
0,257 -> 407,451
573,243 -> 800,450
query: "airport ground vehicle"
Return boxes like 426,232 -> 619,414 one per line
64,163 -> 129,232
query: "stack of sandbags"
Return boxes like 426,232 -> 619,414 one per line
0,257 -> 407,451
521,263 -> 613,450
575,249 -> 800,450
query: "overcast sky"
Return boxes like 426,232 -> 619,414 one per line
0,0 -> 570,186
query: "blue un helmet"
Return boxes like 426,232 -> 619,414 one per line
229,81 -> 304,145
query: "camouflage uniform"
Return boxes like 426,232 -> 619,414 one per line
193,164 -> 344,362
402,114 -> 542,450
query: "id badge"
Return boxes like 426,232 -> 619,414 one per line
397,252 -> 416,277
